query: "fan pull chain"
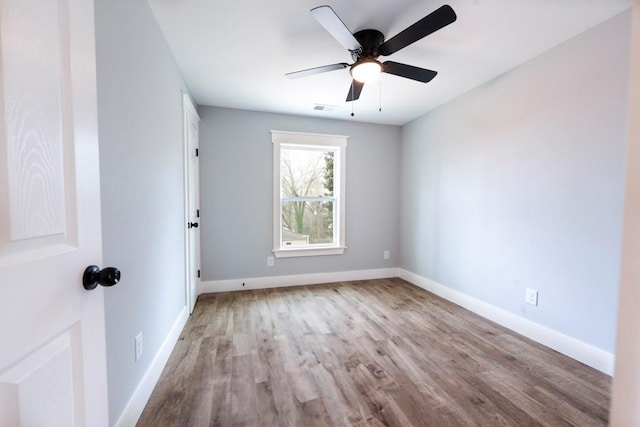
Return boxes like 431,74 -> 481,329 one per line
350,84 -> 355,117
379,79 -> 382,112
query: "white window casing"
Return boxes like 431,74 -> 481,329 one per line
272,130 -> 347,258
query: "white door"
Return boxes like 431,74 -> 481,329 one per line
0,0 -> 109,424
183,94 -> 200,314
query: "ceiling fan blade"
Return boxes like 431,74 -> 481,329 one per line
383,61 -> 437,83
286,63 -> 349,79
311,5 -> 362,51
346,80 -> 364,102
379,5 -> 457,56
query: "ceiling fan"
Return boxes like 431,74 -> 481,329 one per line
286,4 -> 457,102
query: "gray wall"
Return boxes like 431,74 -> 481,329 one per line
94,0 -> 190,423
399,11 -> 630,353
198,107 -> 400,281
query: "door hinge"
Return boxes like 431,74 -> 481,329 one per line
197,269 -> 201,278
195,148 -> 199,157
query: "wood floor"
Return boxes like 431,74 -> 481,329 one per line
138,278 -> 611,426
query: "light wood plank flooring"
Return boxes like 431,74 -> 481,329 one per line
138,278 -> 610,426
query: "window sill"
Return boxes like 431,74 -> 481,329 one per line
273,246 -> 346,258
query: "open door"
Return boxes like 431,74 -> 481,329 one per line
183,94 -> 201,314
0,0 -> 109,424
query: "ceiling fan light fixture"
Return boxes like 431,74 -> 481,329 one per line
350,59 -> 382,84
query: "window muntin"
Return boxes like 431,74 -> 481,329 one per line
272,131 -> 346,257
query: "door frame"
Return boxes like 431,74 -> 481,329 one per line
610,1 -> 640,423
182,93 -> 201,314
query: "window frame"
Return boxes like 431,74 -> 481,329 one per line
272,130 -> 347,258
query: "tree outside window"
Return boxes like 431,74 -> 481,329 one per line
281,147 -> 335,246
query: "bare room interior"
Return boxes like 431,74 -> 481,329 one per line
2,0 -> 640,425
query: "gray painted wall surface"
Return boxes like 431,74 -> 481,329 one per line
399,12 -> 630,353
94,0 -> 190,423
198,107 -> 400,281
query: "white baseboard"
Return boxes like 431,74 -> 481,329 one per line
397,269 -> 615,375
199,268 -> 398,294
114,306 -> 189,427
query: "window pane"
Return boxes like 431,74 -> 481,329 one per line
281,147 -> 334,198
281,200 -> 334,246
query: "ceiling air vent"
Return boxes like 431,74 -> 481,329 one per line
313,104 -> 337,112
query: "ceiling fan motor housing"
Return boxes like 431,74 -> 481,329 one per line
351,29 -> 385,62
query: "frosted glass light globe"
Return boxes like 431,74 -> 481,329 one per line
350,60 -> 382,84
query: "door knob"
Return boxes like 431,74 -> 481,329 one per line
188,222 -> 199,228
83,265 -> 121,290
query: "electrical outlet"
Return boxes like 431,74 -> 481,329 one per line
525,288 -> 539,306
384,250 -> 390,260
267,256 -> 274,267
135,332 -> 143,361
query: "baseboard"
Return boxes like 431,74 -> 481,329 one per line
397,269 -> 615,375
199,268 -> 399,294
114,306 -> 189,427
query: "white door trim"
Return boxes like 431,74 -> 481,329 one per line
609,1 -> 640,424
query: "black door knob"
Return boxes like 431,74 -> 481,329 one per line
83,265 -> 121,290
188,222 -> 199,228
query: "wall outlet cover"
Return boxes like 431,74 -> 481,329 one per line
525,288 -> 539,306
135,332 -> 143,361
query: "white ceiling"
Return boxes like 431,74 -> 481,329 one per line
147,0 -> 632,126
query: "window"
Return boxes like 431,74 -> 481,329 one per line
272,131 -> 347,257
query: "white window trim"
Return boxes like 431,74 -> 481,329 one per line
272,130 -> 347,258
